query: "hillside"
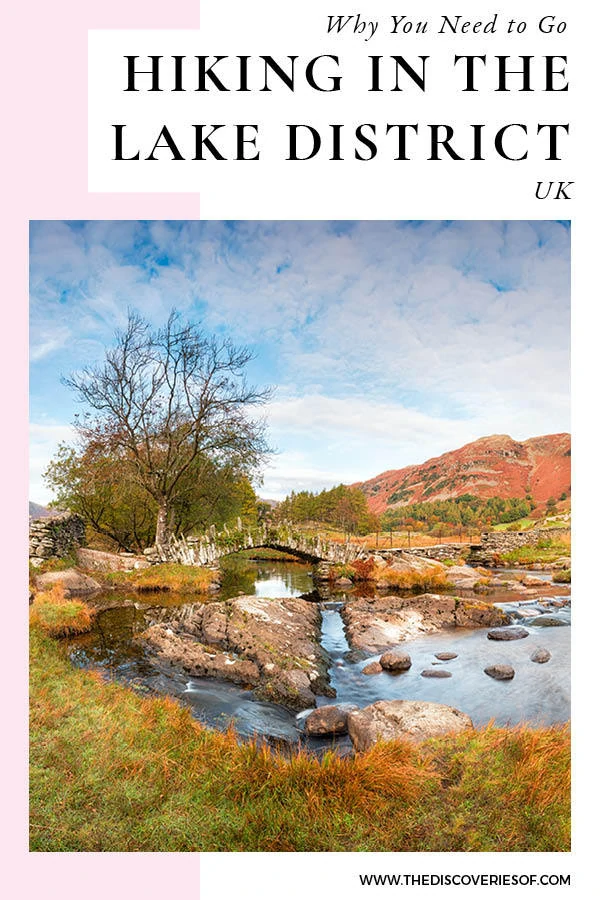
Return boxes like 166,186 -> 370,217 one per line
29,501 -> 53,519
356,434 -> 571,514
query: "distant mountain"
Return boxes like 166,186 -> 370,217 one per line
355,434 -> 571,514
29,501 -> 54,518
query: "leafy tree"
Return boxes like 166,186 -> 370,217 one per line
275,483 -> 380,536
45,441 -> 263,552
59,310 -> 271,550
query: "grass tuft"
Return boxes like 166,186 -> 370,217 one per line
104,562 -> 217,593
29,583 -> 95,638
552,569 -> 571,584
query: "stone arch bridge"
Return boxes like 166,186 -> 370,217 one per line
148,521 -> 368,567
147,520 -> 487,567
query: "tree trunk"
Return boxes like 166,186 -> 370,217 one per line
155,500 -> 170,551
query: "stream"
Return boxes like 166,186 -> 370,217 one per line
67,557 -> 571,748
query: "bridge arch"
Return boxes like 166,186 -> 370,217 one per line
148,522 -> 366,567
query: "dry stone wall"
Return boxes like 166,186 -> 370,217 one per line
478,527 -> 570,552
390,544 -> 466,563
469,527 -> 570,564
29,514 -> 86,564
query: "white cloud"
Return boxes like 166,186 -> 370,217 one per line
29,220 -> 570,503
29,422 -> 76,504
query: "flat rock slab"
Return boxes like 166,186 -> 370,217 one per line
33,568 -> 101,597
484,664 -> 515,680
487,626 -> 529,641
421,668 -> 452,678
76,547 -> 150,573
347,700 -> 473,751
531,615 -> 569,627
342,593 -> 509,654
141,595 -> 332,710
435,651 -> 458,661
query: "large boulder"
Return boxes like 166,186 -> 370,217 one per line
444,565 -> 484,590
33,568 -> 101,596
304,705 -> 350,736
379,651 -> 412,672
484,664 -> 515,680
347,700 -> 473,751
76,547 -> 150,572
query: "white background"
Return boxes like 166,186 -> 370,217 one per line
90,1 -> 574,218
88,1 -> 597,896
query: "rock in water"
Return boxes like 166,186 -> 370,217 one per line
484,664 -> 515,680
531,615 -> 568,627
304,705 -> 349,736
342,593 -> 509,654
379,651 -> 412,672
362,661 -> 383,675
435,651 -> 458,661
347,700 -> 472,751
531,648 -> 552,663
140,595 -> 332,710
487,626 -> 529,641
421,669 -> 452,678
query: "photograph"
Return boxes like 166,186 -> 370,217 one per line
29,219 -> 570,852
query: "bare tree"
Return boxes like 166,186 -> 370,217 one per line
64,310 -> 272,550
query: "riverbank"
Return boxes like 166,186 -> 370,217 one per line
30,624 -> 570,852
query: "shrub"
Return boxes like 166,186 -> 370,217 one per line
349,557 -> 376,581
552,569 -> 571,584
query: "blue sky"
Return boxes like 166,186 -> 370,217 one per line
30,220 -> 570,504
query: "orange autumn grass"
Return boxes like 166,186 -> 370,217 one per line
30,622 -> 570,852
331,557 -> 452,592
29,582 -> 95,638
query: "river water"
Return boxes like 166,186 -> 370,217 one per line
68,557 -> 570,746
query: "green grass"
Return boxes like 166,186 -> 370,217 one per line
492,518 -> 536,532
29,584 -> 95,638
30,626 -> 570,852
553,569 -> 571,584
231,548 -> 302,562
104,562 -> 218,593
498,539 -> 570,566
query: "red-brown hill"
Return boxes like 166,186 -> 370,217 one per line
356,434 -> 571,514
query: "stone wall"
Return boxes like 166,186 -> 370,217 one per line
478,527 -> 570,552
29,513 -> 86,564
469,527 -> 570,564
379,544 -> 467,563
